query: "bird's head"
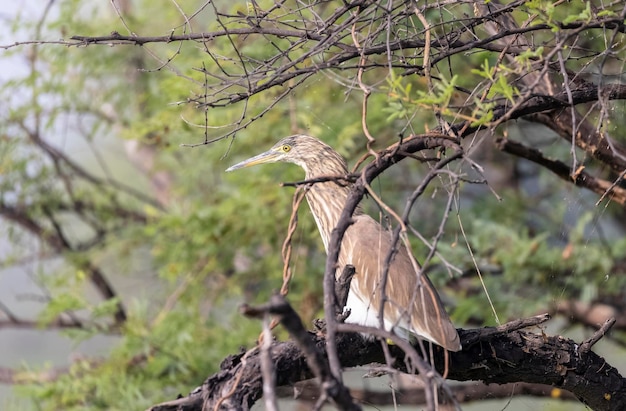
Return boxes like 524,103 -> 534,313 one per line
226,134 -> 340,174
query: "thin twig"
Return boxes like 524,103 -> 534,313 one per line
260,315 -> 279,411
579,317 -> 616,354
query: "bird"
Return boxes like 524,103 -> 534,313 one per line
226,135 -> 461,351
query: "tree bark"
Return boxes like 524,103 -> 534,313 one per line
147,315 -> 625,411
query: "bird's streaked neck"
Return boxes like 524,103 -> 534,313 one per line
299,151 -> 357,253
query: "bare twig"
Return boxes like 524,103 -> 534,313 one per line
260,316 -> 279,411
579,317 -> 617,354
280,188 -> 307,297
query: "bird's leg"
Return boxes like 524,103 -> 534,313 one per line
313,265 -> 356,335
335,265 -> 355,321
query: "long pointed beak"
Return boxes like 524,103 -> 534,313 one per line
225,149 -> 280,172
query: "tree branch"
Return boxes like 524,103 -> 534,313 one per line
147,314 -> 624,411
0,203 -> 127,324
495,137 -> 626,206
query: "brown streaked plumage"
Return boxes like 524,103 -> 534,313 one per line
226,135 -> 461,351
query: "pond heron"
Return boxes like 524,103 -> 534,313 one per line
227,135 -> 461,351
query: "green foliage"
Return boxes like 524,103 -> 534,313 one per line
383,70 -> 459,128
439,188 -> 626,323
3,0 -> 377,407
514,46 -> 545,71
524,0 -> 558,27
523,0 -> 601,32
1,2 -> 280,410
562,2 -> 593,25
16,308 -> 258,411
471,60 -> 520,103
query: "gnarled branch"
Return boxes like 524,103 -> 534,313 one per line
147,312 -> 624,411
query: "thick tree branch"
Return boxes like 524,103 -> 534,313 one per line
529,110 -> 626,174
147,314 -> 624,411
495,137 -> 626,206
458,84 -> 626,138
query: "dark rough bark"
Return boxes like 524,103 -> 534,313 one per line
148,322 -> 625,411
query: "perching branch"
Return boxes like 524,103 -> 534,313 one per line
147,309 -> 624,411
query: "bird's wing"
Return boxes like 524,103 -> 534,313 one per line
342,214 -> 461,351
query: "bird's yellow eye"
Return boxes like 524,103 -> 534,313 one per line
281,145 -> 291,152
